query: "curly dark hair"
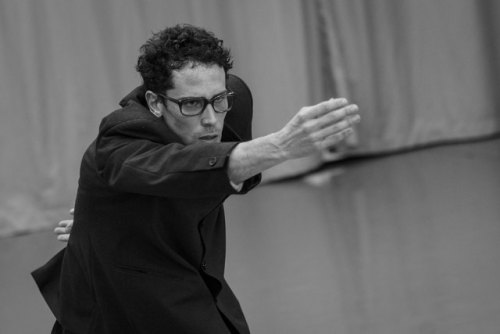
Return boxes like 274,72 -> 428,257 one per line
136,24 -> 233,93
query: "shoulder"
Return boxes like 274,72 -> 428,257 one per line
228,74 -> 252,100
224,74 -> 254,141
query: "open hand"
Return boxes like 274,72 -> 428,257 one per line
274,98 -> 360,159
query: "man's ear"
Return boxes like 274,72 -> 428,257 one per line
145,90 -> 163,118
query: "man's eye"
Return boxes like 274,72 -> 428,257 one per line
183,100 -> 203,108
213,95 -> 226,104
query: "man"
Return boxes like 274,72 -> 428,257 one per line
33,24 -> 360,333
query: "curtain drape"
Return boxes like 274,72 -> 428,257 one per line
303,0 -> 500,154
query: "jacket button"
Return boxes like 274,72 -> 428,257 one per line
201,261 -> 208,271
208,157 -> 217,166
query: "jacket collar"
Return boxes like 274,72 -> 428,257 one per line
119,85 -> 148,108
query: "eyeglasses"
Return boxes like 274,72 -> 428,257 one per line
157,90 -> 235,117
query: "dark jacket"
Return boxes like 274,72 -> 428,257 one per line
32,74 -> 261,334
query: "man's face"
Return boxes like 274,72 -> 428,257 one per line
160,64 -> 227,145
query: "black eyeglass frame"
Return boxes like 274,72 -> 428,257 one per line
157,90 -> 236,117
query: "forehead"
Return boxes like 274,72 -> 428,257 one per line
169,64 -> 226,98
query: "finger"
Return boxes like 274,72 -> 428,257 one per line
304,98 -> 349,119
70,208 -> 74,215
315,114 -> 361,139
58,220 -> 72,227
315,104 -> 359,130
320,128 -> 354,150
54,227 -> 67,234
55,222 -> 72,232
57,234 -> 70,242
308,115 -> 361,140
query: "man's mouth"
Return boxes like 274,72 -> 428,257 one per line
199,134 -> 219,141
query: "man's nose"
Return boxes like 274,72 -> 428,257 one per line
201,104 -> 217,126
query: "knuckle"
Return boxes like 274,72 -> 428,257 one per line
296,109 -> 309,122
329,121 -> 344,133
340,119 -> 350,129
329,98 -> 346,110
348,104 -> 359,111
331,123 -> 342,133
303,121 -> 315,134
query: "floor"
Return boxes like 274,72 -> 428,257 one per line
1,137 -> 499,334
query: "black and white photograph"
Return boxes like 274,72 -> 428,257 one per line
0,1 -> 499,333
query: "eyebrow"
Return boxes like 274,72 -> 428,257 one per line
173,89 -> 229,101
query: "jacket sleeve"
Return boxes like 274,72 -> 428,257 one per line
93,118 -> 260,199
